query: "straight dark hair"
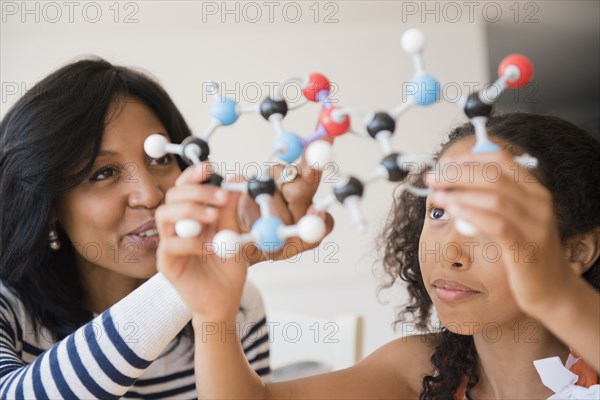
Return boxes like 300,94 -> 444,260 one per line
0,58 -> 191,341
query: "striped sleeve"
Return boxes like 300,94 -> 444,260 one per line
238,281 -> 271,381
0,273 -> 193,399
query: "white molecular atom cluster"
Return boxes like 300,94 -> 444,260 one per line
144,28 -> 536,256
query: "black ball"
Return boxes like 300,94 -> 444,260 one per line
203,173 -> 223,187
334,176 -> 364,203
260,97 -> 288,121
381,153 -> 409,182
464,92 -> 493,119
247,177 -> 276,200
180,136 -> 210,164
367,112 -> 396,139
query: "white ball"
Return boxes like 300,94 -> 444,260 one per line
298,215 -> 326,243
455,219 -> 478,237
306,141 -> 333,170
214,230 -> 241,258
401,28 -> 426,54
144,134 -> 168,158
175,219 -> 201,238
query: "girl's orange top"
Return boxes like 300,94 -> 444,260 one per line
453,352 -> 598,400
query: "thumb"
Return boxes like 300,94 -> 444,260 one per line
219,190 -> 243,232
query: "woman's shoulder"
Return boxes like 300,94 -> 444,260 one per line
0,280 -> 24,316
237,279 -> 266,326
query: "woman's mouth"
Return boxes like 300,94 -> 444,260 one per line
126,221 -> 160,250
126,228 -> 159,250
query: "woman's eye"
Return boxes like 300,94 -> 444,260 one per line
90,166 -> 117,182
150,155 -> 173,166
428,206 -> 449,221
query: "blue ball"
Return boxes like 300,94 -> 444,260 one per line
273,132 -> 304,163
252,216 -> 284,252
411,74 -> 440,106
210,97 -> 239,126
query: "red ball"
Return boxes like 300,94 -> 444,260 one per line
302,73 -> 331,102
498,54 -> 534,88
319,107 -> 350,137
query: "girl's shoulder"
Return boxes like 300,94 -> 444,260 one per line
390,332 -> 440,393
356,332 -> 439,396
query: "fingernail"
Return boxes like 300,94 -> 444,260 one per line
448,203 -> 460,215
432,190 -> 446,203
205,207 -> 217,217
215,190 -> 228,202
424,171 -> 436,185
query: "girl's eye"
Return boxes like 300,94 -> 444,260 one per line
150,155 -> 173,166
428,206 -> 449,221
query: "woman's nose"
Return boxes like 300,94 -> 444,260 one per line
127,166 -> 164,209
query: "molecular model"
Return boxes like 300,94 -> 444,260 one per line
143,28 -> 536,257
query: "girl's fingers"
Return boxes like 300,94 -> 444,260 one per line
430,188 -> 538,228
156,203 -> 219,237
217,190 -> 243,232
166,183 -> 228,207
175,162 -> 212,187
441,200 -> 527,246
425,151 -> 540,196
158,236 -> 212,258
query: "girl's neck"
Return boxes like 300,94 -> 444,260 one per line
470,316 -> 570,399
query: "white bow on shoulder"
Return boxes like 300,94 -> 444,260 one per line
534,356 -> 600,399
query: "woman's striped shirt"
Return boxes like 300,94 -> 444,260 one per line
0,273 -> 270,399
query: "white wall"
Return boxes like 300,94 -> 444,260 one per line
1,1 -> 494,359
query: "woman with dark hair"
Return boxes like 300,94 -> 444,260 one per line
158,112 -> 600,399
0,58 -> 329,398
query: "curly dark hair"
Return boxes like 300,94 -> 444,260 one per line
379,112 -> 600,400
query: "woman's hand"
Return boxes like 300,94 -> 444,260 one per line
236,151 -> 335,264
425,151 -> 577,315
156,163 -> 247,321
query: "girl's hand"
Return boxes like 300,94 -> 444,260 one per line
425,151 -> 577,315
156,163 -> 247,321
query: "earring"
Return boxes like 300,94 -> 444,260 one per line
48,224 -> 61,251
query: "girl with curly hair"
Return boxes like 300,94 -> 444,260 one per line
157,112 -> 600,399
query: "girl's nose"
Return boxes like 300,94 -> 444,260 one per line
441,230 -> 474,270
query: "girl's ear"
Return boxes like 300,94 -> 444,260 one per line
565,227 -> 600,275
